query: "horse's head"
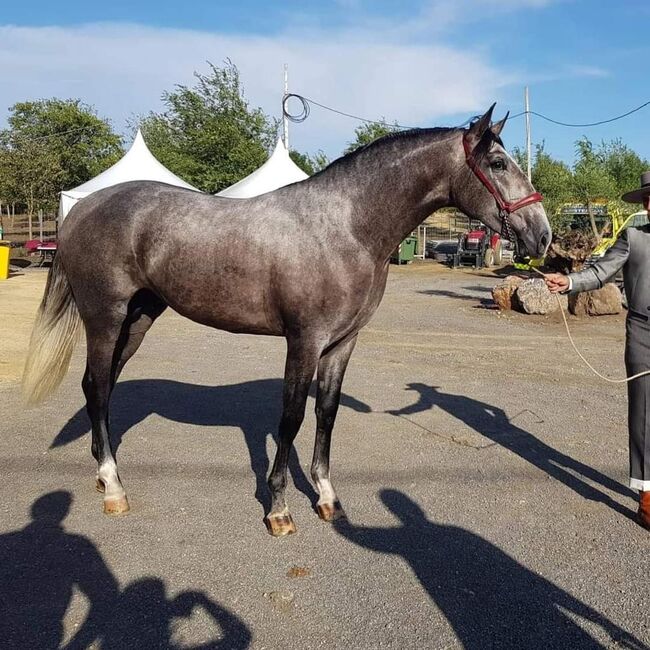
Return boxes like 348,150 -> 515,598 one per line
452,104 -> 551,259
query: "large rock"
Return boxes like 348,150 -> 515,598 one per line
513,278 -> 560,315
568,283 -> 622,316
492,275 -> 524,311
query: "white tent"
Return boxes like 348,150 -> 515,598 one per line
59,129 -> 199,221
217,138 -> 308,198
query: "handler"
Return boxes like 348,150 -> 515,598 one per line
545,172 -> 650,531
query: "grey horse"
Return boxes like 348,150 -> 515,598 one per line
23,105 -> 551,536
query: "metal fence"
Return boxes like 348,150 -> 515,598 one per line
410,212 -> 474,258
1,210 -> 57,254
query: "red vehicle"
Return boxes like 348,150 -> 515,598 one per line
451,226 -> 502,268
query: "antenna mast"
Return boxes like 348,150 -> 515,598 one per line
525,86 -> 532,182
283,64 -> 290,150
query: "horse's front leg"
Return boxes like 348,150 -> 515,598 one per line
312,334 -> 358,522
265,336 -> 322,537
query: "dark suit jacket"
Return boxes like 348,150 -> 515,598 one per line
568,225 -> 650,317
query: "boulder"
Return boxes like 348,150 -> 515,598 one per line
568,283 -> 622,316
492,275 -> 524,311
513,278 -> 560,315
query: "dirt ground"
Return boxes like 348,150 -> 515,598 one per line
0,260 -> 645,649
0,270 -> 46,383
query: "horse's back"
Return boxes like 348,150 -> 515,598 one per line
57,180 -> 380,339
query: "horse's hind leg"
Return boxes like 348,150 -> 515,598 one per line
83,316 -> 130,515
312,334 -> 358,522
265,336 -> 322,537
85,291 -> 166,514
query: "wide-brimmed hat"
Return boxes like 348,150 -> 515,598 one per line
622,171 -> 650,203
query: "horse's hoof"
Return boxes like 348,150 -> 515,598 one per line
265,513 -> 297,537
317,501 -> 345,522
95,479 -> 105,493
103,495 -> 130,515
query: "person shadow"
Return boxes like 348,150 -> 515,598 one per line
0,491 -> 251,649
335,490 -> 647,649
51,378 -> 371,513
71,577 -> 251,650
386,383 -> 635,520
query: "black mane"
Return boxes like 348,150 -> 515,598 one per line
315,127 -> 463,177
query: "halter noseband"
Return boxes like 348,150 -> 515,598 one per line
462,132 -> 543,243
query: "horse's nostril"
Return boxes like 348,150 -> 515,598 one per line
540,233 -> 549,249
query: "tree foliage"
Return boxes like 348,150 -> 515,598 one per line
0,99 -> 122,215
514,137 -> 649,235
344,121 -> 400,155
138,61 -> 279,193
289,149 -> 329,175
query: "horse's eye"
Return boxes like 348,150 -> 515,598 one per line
491,159 -> 506,172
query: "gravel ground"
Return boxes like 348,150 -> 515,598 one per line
0,262 -> 648,649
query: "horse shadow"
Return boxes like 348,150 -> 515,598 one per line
417,288 -> 496,308
335,490 -> 646,649
52,378 -> 371,513
0,490 -> 251,649
386,383 -> 636,520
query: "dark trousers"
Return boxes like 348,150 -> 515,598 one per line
625,314 -> 650,490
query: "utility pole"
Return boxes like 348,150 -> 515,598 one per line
524,86 -> 532,182
283,64 -> 289,150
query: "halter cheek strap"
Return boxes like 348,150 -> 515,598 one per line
462,133 -> 543,240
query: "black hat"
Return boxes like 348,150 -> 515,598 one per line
622,171 -> 650,203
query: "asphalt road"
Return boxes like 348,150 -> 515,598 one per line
0,263 -> 648,649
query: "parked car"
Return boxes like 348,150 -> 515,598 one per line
425,240 -> 458,262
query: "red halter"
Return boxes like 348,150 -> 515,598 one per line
462,132 -> 543,241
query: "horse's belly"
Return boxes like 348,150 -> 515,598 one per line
162,291 -> 283,336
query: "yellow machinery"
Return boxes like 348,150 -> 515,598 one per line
514,204 -> 645,272
591,205 -> 646,258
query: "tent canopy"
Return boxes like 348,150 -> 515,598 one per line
59,129 -> 199,221
217,138 -> 308,198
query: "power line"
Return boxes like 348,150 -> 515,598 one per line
284,92 -> 650,130
283,93 -> 476,130
526,102 -> 650,127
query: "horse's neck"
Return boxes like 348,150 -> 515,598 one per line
327,136 -> 459,260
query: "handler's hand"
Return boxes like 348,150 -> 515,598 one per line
544,273 -> 569,293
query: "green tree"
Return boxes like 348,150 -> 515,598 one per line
344,121 -> 400,155
512,145 -> 574,232
5,99 -> 122,190
573,137 -> 617,239
0,147 -> 19,212
0,98 -> 122,229
597,138 -> 649,198
532,146 -> 574,232
289,149 -> 329,175
138,61 -> 278,193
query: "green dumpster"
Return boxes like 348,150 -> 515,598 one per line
390,236 -> 417,264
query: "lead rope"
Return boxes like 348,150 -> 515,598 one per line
528,266 -> 650,384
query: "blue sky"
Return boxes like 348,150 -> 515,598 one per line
2,1 -> 649,169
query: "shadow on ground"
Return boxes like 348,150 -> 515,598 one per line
386,383 -> 636,520
53,378 -> 371,512
0,491 -> 251,649
418,287 -> 496,307
335,489 -> 646,649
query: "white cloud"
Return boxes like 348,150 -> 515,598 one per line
564,64 -> 609,79
0,21 -> 520,157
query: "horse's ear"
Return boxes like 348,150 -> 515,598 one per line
466,103 -> 496,149
491,112 -> 509,138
